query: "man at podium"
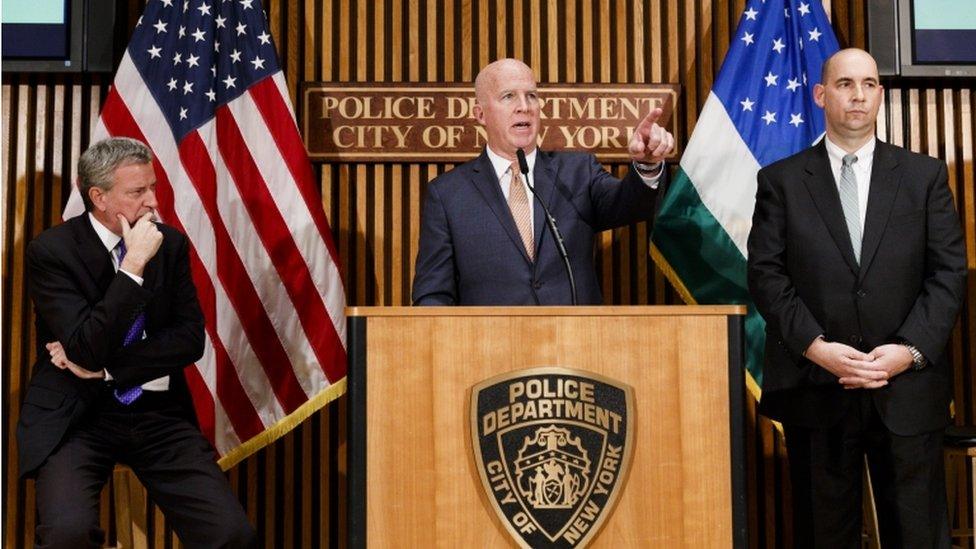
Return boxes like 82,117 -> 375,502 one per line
412,58 -> 675,306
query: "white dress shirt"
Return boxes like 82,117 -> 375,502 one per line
88,213 -> 169,391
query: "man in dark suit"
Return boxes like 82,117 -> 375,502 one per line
19,137 -> 256,548
412,58 -> 675,305
747,48 -> 966,548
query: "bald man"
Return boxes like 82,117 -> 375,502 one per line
412,58 -> 674,305
748,48 -> 966,548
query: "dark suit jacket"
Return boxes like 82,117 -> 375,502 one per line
747,139 -> 966,435
17,214 -> 205,477
412,150 -> 662,305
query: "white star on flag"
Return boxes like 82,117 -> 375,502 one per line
808,27 -> 822,41
772,38 -> 785,53
744,7 -> 758,20
762,110 -> 777,124
741,32 -> 755,46
740,97 -> 755,111
798,2 -> 811,15
764,71 -> 779,86
147,45 -> 162,58
786,78 -> 801,92
789,113 -> 804,127
153,19 -> 168,33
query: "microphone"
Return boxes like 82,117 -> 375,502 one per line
516,148 -> 578,305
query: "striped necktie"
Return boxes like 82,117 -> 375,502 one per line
113,239 -> 146,405
508,162 -> 534,261
838,153 -> 861,264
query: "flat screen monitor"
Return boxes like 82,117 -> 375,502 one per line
900,0 -> 976,76
1,0 -> 114,73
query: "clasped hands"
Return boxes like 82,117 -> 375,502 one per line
804,338 -> 914,389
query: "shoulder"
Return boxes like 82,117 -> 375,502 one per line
424,155 -> 488,204
759,145 -> 817,179
155,222 -> 190,251
879,141 -> 944,173
28,216 -> 84,258
541,150 -> 598,169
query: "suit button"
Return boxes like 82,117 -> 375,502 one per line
856,289 -> 867,298
850,335 -> 862,344
532,282 -> 542,289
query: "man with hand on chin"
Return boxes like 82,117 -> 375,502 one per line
19,137 -> 255,548
412,58 -> 675,305
748,48 -> 966,548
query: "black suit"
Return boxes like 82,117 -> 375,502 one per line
19,214 -> 254,548
747,139 -> 967,547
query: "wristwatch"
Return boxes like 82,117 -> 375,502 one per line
902,342 -> 927,370
633,160 -> 662,177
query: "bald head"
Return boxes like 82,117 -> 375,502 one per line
475,59 -> 536,104
471,58 -> 541,159
814,47 -> 883,150
820,48 -> 879,86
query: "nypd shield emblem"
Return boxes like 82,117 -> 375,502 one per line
470,367 -> 635,548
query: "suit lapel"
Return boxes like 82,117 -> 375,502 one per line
801,142 -> 860,275
858,140 -> 901,280
70,215 -> 117,295
530,152 -> 558,258
469,150 -> 534,264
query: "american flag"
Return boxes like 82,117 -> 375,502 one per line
64,0 -> 347,467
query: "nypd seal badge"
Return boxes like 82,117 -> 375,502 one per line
470,367 -> 635,548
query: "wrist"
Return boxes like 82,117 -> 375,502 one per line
900,342 -> 927,370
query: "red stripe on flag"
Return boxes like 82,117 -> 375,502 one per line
178,130 -> 310,412
99,90 -> 267,437
183,361 -> 216,443
215,109 -> 346,381
248,77 -> 343,272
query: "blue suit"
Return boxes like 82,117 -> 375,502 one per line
412,149 -> 662,305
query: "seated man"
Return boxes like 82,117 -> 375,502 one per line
18,137 -> 256,548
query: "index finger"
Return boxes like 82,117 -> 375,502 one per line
634,107 -> 664,135
118,214 -> 133,235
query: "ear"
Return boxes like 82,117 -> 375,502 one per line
88,186 -> 107,212
813,84 -> 826,109
473,103 -> 486,126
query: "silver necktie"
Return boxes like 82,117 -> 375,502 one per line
839,153 -> 861,263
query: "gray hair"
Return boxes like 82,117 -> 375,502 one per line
78,137 -> 154,211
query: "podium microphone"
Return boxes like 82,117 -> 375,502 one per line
516,148 -> 578,305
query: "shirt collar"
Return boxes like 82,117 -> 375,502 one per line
824,136 -> 876,167
88,212 -> 122,253
485,145 -> 537,181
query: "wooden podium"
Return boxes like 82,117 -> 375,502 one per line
347,306 -> 747,548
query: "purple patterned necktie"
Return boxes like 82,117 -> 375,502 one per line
114,239 -> 145,405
